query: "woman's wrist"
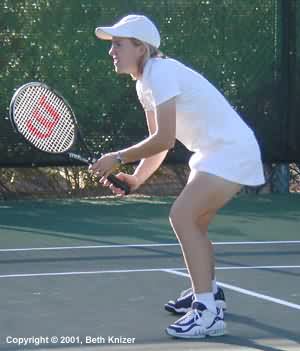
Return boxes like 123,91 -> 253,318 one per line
113,151 -> 125,165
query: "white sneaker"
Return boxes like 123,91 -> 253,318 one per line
166,301 -> 226,339
164,287 -> 227,314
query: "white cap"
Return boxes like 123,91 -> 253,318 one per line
95,14 -> 160,48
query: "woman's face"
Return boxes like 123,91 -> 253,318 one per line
109,37 -> 145,78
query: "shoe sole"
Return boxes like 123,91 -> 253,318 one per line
165,321 -> 227,339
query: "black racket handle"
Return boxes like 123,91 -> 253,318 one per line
107,174 -> 130,195
67,153 -> 130,194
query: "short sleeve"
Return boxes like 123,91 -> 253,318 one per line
147,60 -> 181,107
136,80 -> 153,111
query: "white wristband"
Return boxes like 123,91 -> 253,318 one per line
116,151 -> 124,164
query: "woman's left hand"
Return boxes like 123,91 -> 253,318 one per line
89,153 -> 118,177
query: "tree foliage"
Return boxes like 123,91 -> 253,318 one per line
0,0 -> 298,166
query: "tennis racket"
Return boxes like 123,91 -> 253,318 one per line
9,82 -> 130,194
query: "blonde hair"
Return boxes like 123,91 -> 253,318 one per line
130,38 -> 166,77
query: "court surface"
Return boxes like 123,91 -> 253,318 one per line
0,194 -> 299,351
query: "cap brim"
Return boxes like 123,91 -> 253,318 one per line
95,27 -> 115,40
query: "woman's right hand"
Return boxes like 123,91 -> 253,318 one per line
100,172 -> 140,196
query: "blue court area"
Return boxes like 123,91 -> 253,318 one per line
0,194 -> 299,350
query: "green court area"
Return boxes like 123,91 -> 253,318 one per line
0,194 -> 299,351
0,194 -> 300,249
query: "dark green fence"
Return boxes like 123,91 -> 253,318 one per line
0,0 -> 299,166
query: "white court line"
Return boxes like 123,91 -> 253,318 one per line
217,265 -> 300,270
0,243 -> 178,252
163,269 -> 300,311
0,268 -> 173,279
1,240 -> 300,252
0,265 -> 300,279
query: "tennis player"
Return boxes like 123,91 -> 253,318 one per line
91,14 -> 265,338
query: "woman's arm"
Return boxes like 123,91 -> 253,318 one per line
133,109 -> 169,186
90,98 -> 176,180
118,97 -> 176,164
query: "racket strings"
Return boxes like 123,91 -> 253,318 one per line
43,93 -> 74,152
13,85 -> 75,153
18,87 -> 53,147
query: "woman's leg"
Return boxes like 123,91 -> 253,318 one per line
195,210 -> 217,282
169,172 -> 241,295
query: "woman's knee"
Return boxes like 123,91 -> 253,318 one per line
169,202 -> 178,226
195,210 -> 217,233
169,201 -> 208,235
169,202 -> 185,232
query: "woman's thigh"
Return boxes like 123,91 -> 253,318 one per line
171,172 -> 242,226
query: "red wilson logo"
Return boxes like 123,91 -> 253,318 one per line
26,95 -> 61,138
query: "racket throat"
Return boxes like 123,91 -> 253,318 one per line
67,152 -> 92,165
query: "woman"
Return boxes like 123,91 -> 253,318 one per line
91,14 -> 265,338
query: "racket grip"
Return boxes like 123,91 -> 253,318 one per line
107,174 -> 130,195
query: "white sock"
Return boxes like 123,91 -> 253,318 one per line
194,292 -> 217,313
212,279 -> 218,294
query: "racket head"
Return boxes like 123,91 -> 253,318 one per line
9,82 -> 77,154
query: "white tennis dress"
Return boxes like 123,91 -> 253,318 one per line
136,58 -> 265,186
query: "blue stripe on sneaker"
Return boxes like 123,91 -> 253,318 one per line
168,322 -> 199,334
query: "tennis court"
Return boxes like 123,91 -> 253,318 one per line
0,194 -> 299,351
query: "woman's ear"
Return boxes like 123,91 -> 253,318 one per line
138,44 -> 147,57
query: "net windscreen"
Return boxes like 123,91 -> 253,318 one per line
0,0 -> 299,165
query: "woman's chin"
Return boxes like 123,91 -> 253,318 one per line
114,66 -> 124,74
